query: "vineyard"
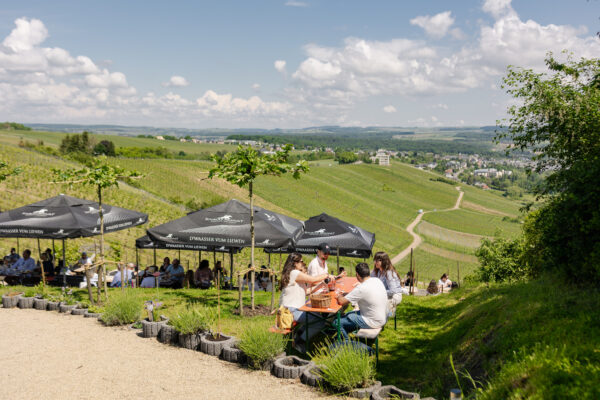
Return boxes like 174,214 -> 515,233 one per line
0,128 -> 526,282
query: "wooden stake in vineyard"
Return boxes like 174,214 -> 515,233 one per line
52,156 -> 142,304
208,144 -> 308,310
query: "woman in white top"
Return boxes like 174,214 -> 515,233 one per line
279,252 -> 328,321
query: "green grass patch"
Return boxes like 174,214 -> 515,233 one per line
378,280 -> 600,399
239,324 -> 287,369
423,209 -> 523,238
168,304 -> 215,334
395,246 -> 478,284
101,291 -> 143,326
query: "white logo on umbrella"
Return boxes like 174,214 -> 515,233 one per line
137,218 -> 144,223
217,246 -> 227,251
263,213 -> 277,222
348,226 -> 358,234
92,227 -> 99,233
53,229 -> 65,235
306,228 -> 334,236
259,239 -> 271,245
205,214 -> 244,224
348,250 -> 360,256
84,206 -> 104,214
22,208 -> 55,217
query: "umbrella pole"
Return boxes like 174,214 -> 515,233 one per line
37,238 -> 45,289
62,239 -> 66,288
52,239 -> 55,264
16,238 -> 19,256
213,250 -> 216,286
337,246 -> 340,275
153,247 -> 157,266
198,251 -> 201,269
269,253 -> 274,311
229,250 -> 233,290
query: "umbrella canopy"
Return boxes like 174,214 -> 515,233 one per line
0,194 -> 148,239
146,199 -> 303,250
267,213 -> 375,258
135,235 -> 241,253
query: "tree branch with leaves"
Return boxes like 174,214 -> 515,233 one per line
52,156 -> 142,303
208,144 -> 308,309
0,160 -> 21,183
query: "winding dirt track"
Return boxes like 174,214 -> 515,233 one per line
391,187 -> 463,264
0,308 -> 326,400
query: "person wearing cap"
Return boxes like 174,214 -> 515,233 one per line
77,252 -> 93,267
308,243 -> 330,277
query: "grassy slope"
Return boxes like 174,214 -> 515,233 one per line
378,280 -> 600,399
422,208 -> 523,238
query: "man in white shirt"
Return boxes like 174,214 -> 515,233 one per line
13,249 -> 37,273
335,262 -> 388,340
111,263 -> 134,287
307,243 -> 331,276
77,252 -> 93,266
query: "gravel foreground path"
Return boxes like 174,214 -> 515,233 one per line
0,308 -> 327,400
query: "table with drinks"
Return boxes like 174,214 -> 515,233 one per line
299,276 -> 359,349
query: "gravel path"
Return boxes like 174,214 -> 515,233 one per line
0,308 -> 327,400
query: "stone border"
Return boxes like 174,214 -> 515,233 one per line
271,356 -> 312,379
17,296 -> 35,309
200,333 -> 236,357
371,385 -> 421,400
59,303 -> 76,314
33,298 -> 48,310
221,341 -> 246,364
2,293 -> 22,308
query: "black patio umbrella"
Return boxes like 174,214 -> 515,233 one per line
266,213 -> 375,258
0,194 -> 148,239
0,194 -> 147,286
146,199 -> 303,249
135,235 -> 241,253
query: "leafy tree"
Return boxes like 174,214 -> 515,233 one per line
52,157 -> 142,303
59,131 -> 94,155
0,160 -> 20,182
335,151 -> 358,164
497,54 -> 600,283
475,237 -> 528,283
208,144 -> 308,310
93,140 -> 116,156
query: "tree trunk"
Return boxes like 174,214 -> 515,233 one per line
238,272 -> 243,316
249,181 -> 255,310
98,186 -> 108,303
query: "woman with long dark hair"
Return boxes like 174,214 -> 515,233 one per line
279,252 -> 328,321
371,251 -> 406,298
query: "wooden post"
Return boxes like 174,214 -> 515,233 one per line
198,251 -> 201,269
229,250 -> 234,289
153,247 -> 157,266
238,271 -> 243,316
16,238 -> 19,256
457,261 -> 460,288
62,239 -> 66,288
409,248 -> 414,295
36,238 -> 45,288
337,246 -> 340,274
186,260 -> 190,289
269,253 -> 275,310
135,248 -> 140,288
120,263 -> 124,292
217,265 -> 221,334
279,253 -> 282,272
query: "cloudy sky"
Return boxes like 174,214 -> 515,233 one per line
0,0 -> 599,128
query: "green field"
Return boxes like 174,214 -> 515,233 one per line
460,184 -> 527,217
0,129 -> 235,156
394,246 -> 479,284
422,208 -> 523,238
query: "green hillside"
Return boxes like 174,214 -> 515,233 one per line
422,208 -> 523,238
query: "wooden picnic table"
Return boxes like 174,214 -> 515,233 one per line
298,276 -> 359,349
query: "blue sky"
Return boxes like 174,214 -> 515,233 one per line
0,0 -> 598,128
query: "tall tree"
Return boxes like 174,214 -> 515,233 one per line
208,144 -> 308,309
497,54 -> 600,282
53,156 -> 142,303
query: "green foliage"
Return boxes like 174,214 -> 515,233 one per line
335,151 -> 358,164
0,160 -> 20,182
23,288 -> 36,297
59,131 -> 94,155
87,305 -> 105,313
209,144 -> 309,187
168,305 -> 215,334
93,140 -> 116,156
163,135 -> 178,141
311,341 -> 375,391
430,176 -> 455,185
2,122 -> 31,131
475,237 -> 529,283
101,291 -> 143,326
52,155 -> 141,191
499,54 -> 600,283
238,325 -> 286,369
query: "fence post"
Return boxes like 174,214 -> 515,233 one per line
457,261 -> 460,288
238,271 -> 243,316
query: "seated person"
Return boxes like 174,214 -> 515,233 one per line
161,259 -> 184,288
438,273 -> 453,291
195,260 -> 213,289
426,280 -> 439,295
111,263 -> 134,287
40,252 -> 55,276
159,257 -> 171,273
213,261 -> 226,285
335,262 -> 388,340
8,248 -> 20,264
403,270 -> 415,287
257,265 -> 271,291
13,249 -> 37,274
371,251 -> 408,298
140,266 -> 158,288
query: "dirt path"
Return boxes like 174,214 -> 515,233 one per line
0,309 -> 326,400
391,187 -> 463,264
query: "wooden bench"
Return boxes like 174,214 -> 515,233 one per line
355,327 -> 382,365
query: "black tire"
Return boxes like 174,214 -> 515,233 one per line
17,297 -> 35,309
158,325 -> 179,345
84,311 -> 100,318
272,356 -> 312,379
33,298 -> 48,310
71,308 -> 86,316
46,301 -> 59,311
221,343 -> 246,364
200,334 -> 236,357
348,381 -> 381,399
59,304 -> 76,313
371,385 -> 420,400
178,332 -> 202,350
2,294 -> 21,308
141,318 -> 168,338
300,364 -> 323,387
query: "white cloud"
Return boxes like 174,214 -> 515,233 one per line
285,1 -> 308,7
482,0 -> 516,19
410,11 -> 455,39
162,75 -> 190,87
2,18 -> 48,52
274,60 -> 287,73
431,103 -> 448,109
252,83 -> 260,90
383,105 -> 397,113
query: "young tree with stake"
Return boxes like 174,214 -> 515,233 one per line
53,156 -> 142,303
208,144 -> 308,309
